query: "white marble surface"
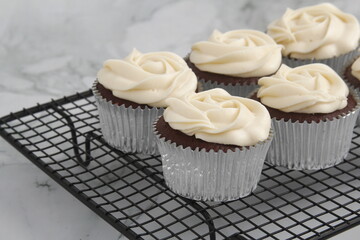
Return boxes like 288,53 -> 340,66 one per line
1,0 -> 360,239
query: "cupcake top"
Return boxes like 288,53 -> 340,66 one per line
97,49 -> 197,108
351,56 -> 360,80
189,29 -> 282,77
257,63 -> 349,114
267,3 -> 360,60
163,88 -> 271,146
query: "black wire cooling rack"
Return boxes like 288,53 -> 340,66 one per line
0,89 -> 359,240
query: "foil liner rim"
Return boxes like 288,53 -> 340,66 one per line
184,53 -> 273,87
198,77 -> 259,87
252,87 -> 360,125
153,116 -> 274,154
282,44 -> 360,62
92,79 -> 162,111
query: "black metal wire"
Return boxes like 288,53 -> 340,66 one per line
0,89 -> 359,240
51,105 -> 91,167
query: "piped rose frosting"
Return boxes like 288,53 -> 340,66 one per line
267,3 -> 360,59
257,64 -> 349,113
351,56 -> 360,80
163,88 -> 271,146
97,49 -> 197,107
189,29 -> 282,77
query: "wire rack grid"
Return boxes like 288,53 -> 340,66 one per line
0,89 -> 359,240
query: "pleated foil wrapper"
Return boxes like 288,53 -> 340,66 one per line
154,120 -> 274,202
266,91 -> 360,170
282,47 -> 360,74
198,78 -> 258,97
92,81 -> 164,155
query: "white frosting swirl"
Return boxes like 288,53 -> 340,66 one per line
257,64 -> 349,113
351,56 -> 360,80
163,88 -> 271,146
189,29 -> 282,77
267,3 -> 360,59
97,49 -> 197,107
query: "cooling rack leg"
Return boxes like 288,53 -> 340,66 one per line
186,199 -> 217,240
51,106 -> 95,167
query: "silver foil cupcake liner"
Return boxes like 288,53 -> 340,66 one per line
92,80 -> 164,155
266,91 -> 360,170
282,48 -> 360,74
198,78 -> 259,97
154,119 -> 274,202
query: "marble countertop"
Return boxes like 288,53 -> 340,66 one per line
1,0 -> 360,239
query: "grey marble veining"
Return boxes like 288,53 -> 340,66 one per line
1,0 -> 360,239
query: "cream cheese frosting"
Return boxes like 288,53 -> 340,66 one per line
97,49 -> 197,107
163,88 -> 271,146
267,3 -> 360,59
257,64 -> 349,113
189,29 -> 282,77
351,56 -> 360,80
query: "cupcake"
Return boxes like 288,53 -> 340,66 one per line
186,29 -> 282,97
344,56 -> 360,89
343,56 -> 360,125
154,88 -> 273,201
253,63 -> 360,170
267,3 -> 360,74
93,49 -> 197,155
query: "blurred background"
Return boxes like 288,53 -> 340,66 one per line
1,0 -> 360,239
1,0 -> 360,114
